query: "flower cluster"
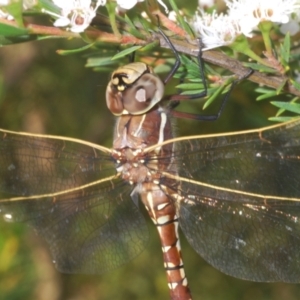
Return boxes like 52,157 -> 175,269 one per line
193,0 -> 300,50
44,0 -> 106,33
0,0 -> 167,33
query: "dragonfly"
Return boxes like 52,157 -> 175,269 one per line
0,60 -> 300,300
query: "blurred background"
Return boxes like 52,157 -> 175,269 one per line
0,1 -> 299,300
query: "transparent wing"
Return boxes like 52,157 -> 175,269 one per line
0,129 -> 114,196
177,183 -> 300,282
161,119 -> 300,282
0,130 -> 148,274
0,179 -> 148,274
174,119 -> 300,197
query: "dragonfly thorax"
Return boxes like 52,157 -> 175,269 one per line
111,89 -> 176,188
113,148 -> 161,185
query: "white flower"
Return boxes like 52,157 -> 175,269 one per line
198,0 -> 215,9
0,0 -> 36,18
44,0 -> 106,33
0,0 -> 14,20
157,0 -> 169,13
168,9 -> 183,22
116,0 -> 144,10
192,0 -> 300,50
193,10 -> 246,50
168,10 -> 177,21
280,5 -> 300,35
226,0 -> 300,29
116,0 -> 168,13
23,0 -> 38,10
0,0 -> 10,5
0,10 -> 13,19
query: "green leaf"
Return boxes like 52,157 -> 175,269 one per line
92,66 -> 116,72
124,15 -> 145,39
186,78 -> 203,83
203,77 -> 234,110
255,87 -> 273,93
140,41 -> 159,52
268,116 -> 296,122
6,0 -> 24,27
85,57 -> 115,68
271,101 -> 300,114
138,14 -> 152,32
154,64 -> 171,74
0,35 -> 37,45
180,55 -> 200,73
176,83 -> 204,90
180,89 -> 207,96
0,23 -> 28,37
203,85 -> 225,110
275,97 -> 299,117
292,80 -> 300,91
255,87 -> 281,101
105,0 -> 120,37
256,91 -> 278,101
280,32 -> 290,65
111,45 -> 142,60
176,55 -> 211,83
175,56 -> 202,79
276,78 -> 287,94
243,62 -> 276,73
57,43 -> 95,55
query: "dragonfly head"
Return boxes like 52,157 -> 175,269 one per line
106,62 -> 164,116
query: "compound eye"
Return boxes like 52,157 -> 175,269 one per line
121,73 -> 164,114
106,63 -> 164,116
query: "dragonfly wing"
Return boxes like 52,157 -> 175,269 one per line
177,183 -> 300,282
158,119 -> 300,282
0,129 -> 114,196
0,177 -> 148,274
175,119 -> 300,198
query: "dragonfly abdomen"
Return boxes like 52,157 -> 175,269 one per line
139,183 -> 192,300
